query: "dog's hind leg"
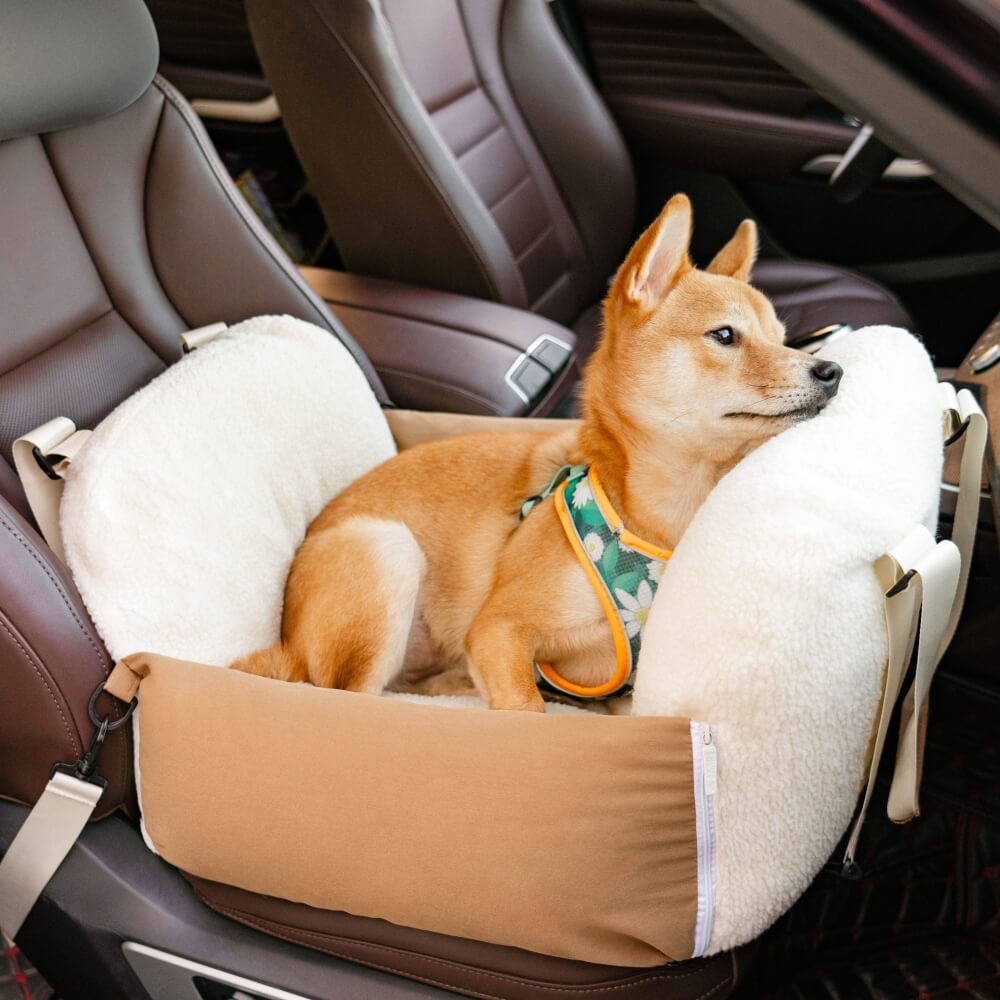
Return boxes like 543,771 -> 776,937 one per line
283,517 -> 426,693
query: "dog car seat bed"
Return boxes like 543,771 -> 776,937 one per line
5,315 -> 983,982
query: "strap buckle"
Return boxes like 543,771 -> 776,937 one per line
520,463 -> 587,520
885,568 -> 917,598
49,683 -> 137,789
31,445 -> 66,482
824,858 -> 863,880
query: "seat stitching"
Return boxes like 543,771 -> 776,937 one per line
213,911 -> 508,1000
492,0 -> 597,304
38,135 -> 174,365
151,76 -> 389,401
0,507 -> 113,726
298,0 -> 526,306
0,612 -> 79,756
454,121 -> 504,161
142,89 -> 194,338
530,270 -> 574,314
208,899 -> 727,994
488,173 -> 532,212
515,224 -> 555,263
425,81 -> 479,115
0,506 -> 125,787
0,306 -> 116,384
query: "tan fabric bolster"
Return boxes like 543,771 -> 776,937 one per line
125,651 -> 700,967
385,408 -> 578,450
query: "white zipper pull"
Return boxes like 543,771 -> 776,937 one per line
701,724 -> 717,796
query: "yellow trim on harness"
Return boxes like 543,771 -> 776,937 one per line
589,468 -> 674,562
536,475 -> 673,699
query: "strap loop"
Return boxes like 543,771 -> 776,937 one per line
179,322 -> 227,354
12,418 -> 91,561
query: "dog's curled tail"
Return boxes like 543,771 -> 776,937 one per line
230,644 -> 300,682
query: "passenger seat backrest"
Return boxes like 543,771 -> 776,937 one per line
0,0 -> 385,814
246,0 -> 636,325
0,83 -> 385,521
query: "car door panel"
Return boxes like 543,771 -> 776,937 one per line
578,0 -> 856,178
572,0 -> 999,358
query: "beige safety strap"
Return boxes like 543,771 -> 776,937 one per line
883,386 -> 986,824
179,322 -> 227,354
0,770 -> 104,943
841,386 -> 988,871
839,528 -> 958,873
12,418 -> 91,561
938,384 -> 987,653
883,536 -> 961,822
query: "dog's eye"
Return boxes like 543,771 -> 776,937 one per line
707,326 -> 737,346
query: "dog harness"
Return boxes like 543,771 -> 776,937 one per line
521,465 -> 672,700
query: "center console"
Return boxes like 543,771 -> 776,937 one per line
300,268 -> 580,418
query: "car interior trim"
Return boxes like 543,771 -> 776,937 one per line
190,93 -> 281,123
699,0 -> 1000,228
122,941 -> 313,1000
801,153 -> 934,180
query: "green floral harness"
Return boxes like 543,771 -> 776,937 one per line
521,465 -> 672,700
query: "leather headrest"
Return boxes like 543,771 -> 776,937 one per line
0,0 -> 158,142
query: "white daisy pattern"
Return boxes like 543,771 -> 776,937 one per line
646,560 -> 665,583
583,532 -> 604,561
616,580 -> 654,638
571,479 -> 593,510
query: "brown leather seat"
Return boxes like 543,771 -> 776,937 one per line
0,2 -> 739,997
246,0 -> 914,358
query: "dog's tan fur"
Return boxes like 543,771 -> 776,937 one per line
232,195 -> 840,710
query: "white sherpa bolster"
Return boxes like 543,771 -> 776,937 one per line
633,326 -> 943,954
60,315 -> 396,665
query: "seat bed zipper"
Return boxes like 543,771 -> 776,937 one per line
691,721 -> 717,957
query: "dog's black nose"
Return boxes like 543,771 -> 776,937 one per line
810,360 -> 843,395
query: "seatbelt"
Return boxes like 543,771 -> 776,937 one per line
12,418 -> 91,561
837,385 -> 987,876
938,383 -> 988,652
0,772 -> 104,945
0,685 -> 135,944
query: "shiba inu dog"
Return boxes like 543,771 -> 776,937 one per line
232,194 -> 842,710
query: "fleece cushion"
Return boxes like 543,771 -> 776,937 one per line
632,326 -> 942,954
61,315 -> 396,664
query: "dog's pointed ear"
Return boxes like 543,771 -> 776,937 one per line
706,219 -> 758,281
621,194 -> 693,310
